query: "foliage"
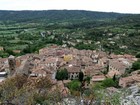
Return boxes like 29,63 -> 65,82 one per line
33,76 -> 53,90
0,75 -> 28,104
47,88 -> 63,103
113,74 -> 116,81
83,89 -> 92,97
136,52 -> 140,58
55,68 -> 68,80
75,43 -> 96,50
84,76 -> 91,83
0,75 -> 55,104
102,78 -> 117,88
33,92 -> 49,105
92,83 -> 104,91
132,60 -> 140,70
0,51 -> 9,58
79,71 -> 84,82
0,10 -> 140,58
0,10 -> 123,22
67,80 -> 81,91
91,83 -> 121,105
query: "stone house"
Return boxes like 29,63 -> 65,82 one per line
82,65 -> 104,77
80,56 -> 93,67
30,69 -> 47,77
44,57 -> 58,67
107,70 -> 121,78
109,60 -> 129,74
64,66 -> 80,80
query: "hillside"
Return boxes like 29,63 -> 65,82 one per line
0,10 -> 126,22
0,10 -> 140,57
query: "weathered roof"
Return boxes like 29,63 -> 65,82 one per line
64,66 -> 80,73
91,75 -> 106,82
109,60 -> 128,71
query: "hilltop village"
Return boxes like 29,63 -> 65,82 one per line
0,45 -> 140,104
0,45 -> 139,86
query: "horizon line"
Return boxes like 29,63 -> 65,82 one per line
0,9 -> 139,14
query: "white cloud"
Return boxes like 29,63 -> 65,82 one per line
0,0 -> 140,13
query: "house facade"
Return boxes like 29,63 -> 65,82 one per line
65,66 -> 80,80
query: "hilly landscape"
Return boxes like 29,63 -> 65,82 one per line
0,10 -> 140,57
0,10 -> 140,105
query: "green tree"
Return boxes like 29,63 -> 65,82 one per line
67,80 -> 81,91
106,64 -> 109,73
0,74 -> 28,104
102,78 -> 117,88
79,71 -> 84,82
132,61 -> 140,70
113,74 -> 116,81
84,76 -> 91,83
55,68 -> 68,80
136,52 -> 140,58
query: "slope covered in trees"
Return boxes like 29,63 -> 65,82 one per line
0,10 -> 140,57
0,10 -> 127,22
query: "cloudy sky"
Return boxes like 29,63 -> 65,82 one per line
0,0 -> 140,13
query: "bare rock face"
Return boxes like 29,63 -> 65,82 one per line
121,85 -> 140,105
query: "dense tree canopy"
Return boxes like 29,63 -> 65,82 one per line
79,71 -> 84,82
136,52 -> 140,58
55,68 -> 68,80
132,60 -> 140,70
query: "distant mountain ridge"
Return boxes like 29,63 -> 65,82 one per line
0,10 -> 130,22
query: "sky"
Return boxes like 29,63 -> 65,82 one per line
0,0 -> 140,14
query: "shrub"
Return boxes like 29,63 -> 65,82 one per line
136,52 -> 140,58
67,80 -> 81,91
79,71 -> 84,82
102,78 -> 117,88
55,68 -> 68,80
132,60 -> 140,70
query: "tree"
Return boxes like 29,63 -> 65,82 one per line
102,78 -> 117,88
79,71 -> 84,82
67,80 -> 81,91
106,64 -> 109,73
136,52 -> 140,58
84,76 -> 91,83
113,74 -> 116,81
55,68 -> 68,80
0,74 -> 28,104
132,61 -> 140,70
33,76 -> 53,92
